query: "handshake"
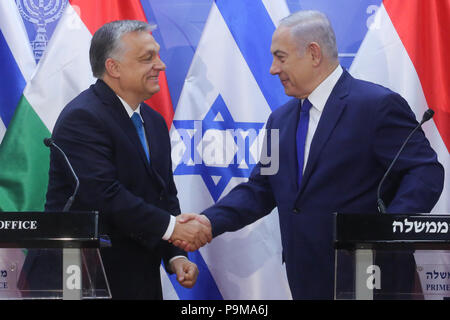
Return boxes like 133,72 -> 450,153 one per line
169,213 -> 212,252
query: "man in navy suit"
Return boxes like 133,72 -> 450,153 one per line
175,11 -> 444,299
41,20 -> 211,299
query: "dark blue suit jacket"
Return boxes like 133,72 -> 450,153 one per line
42,79 -> 184,299
203,70 -> 444,299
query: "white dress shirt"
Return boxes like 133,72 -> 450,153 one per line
301,65 -> 343,173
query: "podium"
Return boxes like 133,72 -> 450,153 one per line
334,213 -> 450,300
0,212 -> 111,300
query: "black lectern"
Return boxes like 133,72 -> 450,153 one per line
0,212 -> 111,300
334,213 -> 450,300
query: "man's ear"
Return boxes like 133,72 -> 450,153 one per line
308,42 -> 323,67
105,57 -> 120,79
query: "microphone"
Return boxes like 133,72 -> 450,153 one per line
43,138 -> 80,212
377,108 -> 435,213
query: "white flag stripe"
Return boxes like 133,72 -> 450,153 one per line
350,5 -> 428,114
172,2 -> 273,175
175,4 -> 271,123
199,206 -> 290,299
0,0 -> 35,146
160,265 -> 180,300
0,1 -> 35,299
23,4 -> 94,132
350,3 -> 450,300
350,4 -> 449,213
175,175 -> 216,210
261,0 -> 290,27
170,1 -> 292,299
0,119 -> 5,143
0,0 -> 36,82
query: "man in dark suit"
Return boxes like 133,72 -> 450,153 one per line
40,20 -> 211,299
174,11 -> 445,299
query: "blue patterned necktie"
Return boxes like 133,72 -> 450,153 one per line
131,112 -> 150,163
296,99 -> 313,188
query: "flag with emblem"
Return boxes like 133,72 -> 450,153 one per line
166,0 -> 293,299
0,0 -> 174,213
0,0 -> 174,298
0,0 -> 39,297
350,0 -> 450,299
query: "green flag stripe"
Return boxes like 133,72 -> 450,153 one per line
0,95 -> 50,211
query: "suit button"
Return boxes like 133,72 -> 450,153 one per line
293,207 -> 300,213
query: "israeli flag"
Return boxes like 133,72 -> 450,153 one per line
163,0 -> 293,299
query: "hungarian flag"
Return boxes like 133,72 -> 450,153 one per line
69,0 -> 174,127
0,0 -> 174,213
0,0 -> 174,298
350,0 -> 450,299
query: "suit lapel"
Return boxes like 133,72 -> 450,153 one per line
93,80 -> 154,177
296,71 -> 352,199
141,106 -> 168,191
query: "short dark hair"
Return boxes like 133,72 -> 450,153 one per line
89,20 -> 155,78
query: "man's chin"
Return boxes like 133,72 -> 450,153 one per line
284,88 -> 294,97
283,87 -> 301,98
146,85 -> 161,97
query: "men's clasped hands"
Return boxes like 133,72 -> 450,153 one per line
169,214 -> 212,251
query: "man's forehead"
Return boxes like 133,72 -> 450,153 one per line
273,26 -> 292,41
271,28 -> 290,51
272,26 -> 301,53
123,31 -> 159,50
122,31 -> 154,42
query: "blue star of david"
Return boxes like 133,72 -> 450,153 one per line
172,94 -> 264,202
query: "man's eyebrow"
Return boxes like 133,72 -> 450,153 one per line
138,48 -> 157,59
272,49 -> 287,56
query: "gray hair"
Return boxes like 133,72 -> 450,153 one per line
279,11 -> 338,60
89,20 -> 156,78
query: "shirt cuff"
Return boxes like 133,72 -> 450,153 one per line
169,255 -> 188,266
162,215 -> 176,240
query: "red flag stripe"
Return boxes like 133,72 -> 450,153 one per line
384,0 -> 450,152
69,0 -> 147,34
148,71 -> 174,128
68,0 -> 174,128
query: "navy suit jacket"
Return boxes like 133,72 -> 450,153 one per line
42,79 -> 184,299
203,70 -> 444,299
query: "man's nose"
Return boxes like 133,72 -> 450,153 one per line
269,59 -> 279,75
155,56 -> 166,71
